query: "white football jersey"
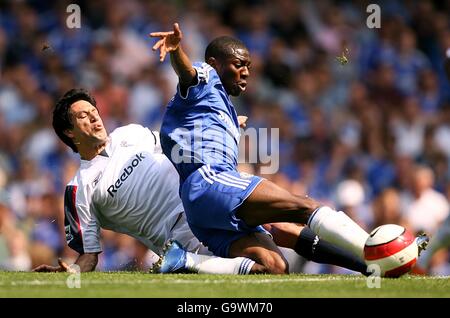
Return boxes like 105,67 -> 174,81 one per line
64,124 -> 185,255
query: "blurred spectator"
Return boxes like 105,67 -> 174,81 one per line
393,27 -> 430,96
372,188 -> 403,228
335,179 -> 371,231
0,202 -> 31,271
401,165 -> 449,235
417,68 -> 443,115
391,97 -> 425,159
128,66 -> 166,130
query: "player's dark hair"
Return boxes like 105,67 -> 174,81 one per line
205,36 -> 247,61
53,88 -> 97,153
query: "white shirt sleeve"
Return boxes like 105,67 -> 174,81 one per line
151,130 -> 162,154
64,184 -> 102,254
110,124 -> 161,154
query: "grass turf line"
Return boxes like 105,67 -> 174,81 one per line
0,272 -> 448,298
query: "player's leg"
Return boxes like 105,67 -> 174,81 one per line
179,168 -> 364,271
265,223 -> 369,275
156,231 -> 289,275
153,239 -> 257,274
156,213 -> 257,275
228,232 -> 289,274
185,253 -> 256,274
237,179 -> 369,259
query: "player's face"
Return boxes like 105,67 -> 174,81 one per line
217,47 -> 251,96
66,100 -> 107,147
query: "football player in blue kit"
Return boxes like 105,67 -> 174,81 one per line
150,23 -> 427,274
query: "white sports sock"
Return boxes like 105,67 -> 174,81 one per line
185,253 -> 255,274
308,206 -> 369,260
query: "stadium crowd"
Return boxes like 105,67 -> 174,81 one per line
0,0 -> 449,275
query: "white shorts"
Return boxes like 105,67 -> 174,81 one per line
170,212 -> 213,256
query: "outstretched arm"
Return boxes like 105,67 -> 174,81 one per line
74,252 -> 99,272
32,253 -> 99,273
150,23 -> 197,90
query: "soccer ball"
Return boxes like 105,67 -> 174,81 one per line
364,224 -> 418,277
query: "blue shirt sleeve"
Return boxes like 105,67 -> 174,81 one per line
177,62 -> 220,101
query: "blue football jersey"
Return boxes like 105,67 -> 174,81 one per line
161,62 -> 241,183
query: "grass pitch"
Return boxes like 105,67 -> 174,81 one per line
0,272 -> 448,298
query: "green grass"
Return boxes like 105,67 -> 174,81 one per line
0,272 -> 449,298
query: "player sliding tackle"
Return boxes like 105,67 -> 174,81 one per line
150,23 -> 428,275
33,88 -> 372,275
32,88 -> 254,274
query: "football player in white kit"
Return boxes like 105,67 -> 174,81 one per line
33,88 -> 256,274
33,88 -> 371,275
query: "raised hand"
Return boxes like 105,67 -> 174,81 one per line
150,23 -> 183,62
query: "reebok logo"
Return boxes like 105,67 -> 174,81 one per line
107,153 -> 145,197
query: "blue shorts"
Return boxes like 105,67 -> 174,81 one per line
180,164 -> 269,257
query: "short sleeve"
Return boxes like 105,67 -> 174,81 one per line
178,62 -> 217,101
64,185 -> 102,254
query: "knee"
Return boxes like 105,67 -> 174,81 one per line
260,253 -> 289,274
294,195 -> 320,213
287,195 -> 320,223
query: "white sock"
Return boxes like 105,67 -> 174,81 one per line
308,206 -> 369,260
185,252 -> 255,274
